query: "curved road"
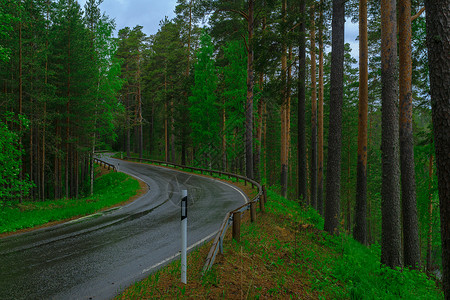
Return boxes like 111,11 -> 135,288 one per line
0,155 -> 247,299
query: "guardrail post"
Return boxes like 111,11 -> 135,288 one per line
219,236 -> 224,254
232,211 -> 241,243
250,202 -> 256,222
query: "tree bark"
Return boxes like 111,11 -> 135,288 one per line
425,0 -> 450,297
310,4 -> 317,210
317,0 -> 324,215
354,0 -> 368,245
19,1 -> 23,203
297,0 -> 307,203
245,0 -> 254,179
280,0 -> 288,198
324,0 -> 345,235
426,154 -> 433,273
380,0 -> 401,268
399,0 -> 421,268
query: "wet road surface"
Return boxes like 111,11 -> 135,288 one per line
0,155 -> 247,299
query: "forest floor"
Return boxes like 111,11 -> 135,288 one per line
116,182 -> 443,300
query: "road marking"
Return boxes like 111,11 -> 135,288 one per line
141,231 -> 217,274
211,179 -> 248,204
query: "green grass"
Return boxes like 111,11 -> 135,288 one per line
0,169 -> 140,234
265,190 -> 443,299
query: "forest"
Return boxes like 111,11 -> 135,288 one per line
0,0 -> 449,298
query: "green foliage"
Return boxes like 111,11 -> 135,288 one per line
0,114 -> 33,201
0,0 -> 17,62
189,30 -> 219,161
0,169 -> 139,234
220,39 -> 247,164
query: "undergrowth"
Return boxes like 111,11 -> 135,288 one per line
266,189 -> 443,299
0,168 -> 140,234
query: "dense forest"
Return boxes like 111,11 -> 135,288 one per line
1,0 -> 448,297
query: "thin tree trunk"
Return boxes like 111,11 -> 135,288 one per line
255,72 -> 264,182
280,0 -> 288,198
324,0 -> 345,235
425,0 -> 450,296
317,0 -> 324,215
66,27 -> 71,199
426,154 -> 433,273
19,2 -> 23,203
346,139 -> 351,233
399,0 -> 421,268
298,0 -> 307,204
380,0 -> 401,268
354,0 -> 368,245
164,75 -> 169,162
42,0 -> 49,201
310,4 -> 317,210
245,0 -> 254,179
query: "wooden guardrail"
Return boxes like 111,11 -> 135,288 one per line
94,158 -> 117,172
123,156 -> 266,273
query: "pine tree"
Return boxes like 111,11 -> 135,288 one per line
380,0 -> 401,268
189,31 -> 219,166
354,0 -> 368,245
324,0 -> 345,235
425,0 -> 450,296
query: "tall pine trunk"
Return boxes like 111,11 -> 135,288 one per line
297,0 -> 307,203
245,0 -> 254,179
317,0 -> 324,215
310,5 -> 317,210
380,0 -> 401,268
19,1 -> 23,203
280,0 -> 288,198
425,0 -> 450,296
324,0 -> 345,235
399,0 -> 421,268
354,0 -> 368,245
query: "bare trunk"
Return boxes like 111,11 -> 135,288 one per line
297,0 -> 307,203
425,0 -> 450,296
19,4 -> 23,203
399,0 -> 421,268
380,0 -> 401,268
354,0 -> 368,245
310,5 -> 317,209
317,0 -> 324,215
426,154 -> 433,272
324,0 -> 345,235
280,0 -> 288,198
245,0 -> 254,179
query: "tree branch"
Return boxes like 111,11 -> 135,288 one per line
411,7 -> 425,22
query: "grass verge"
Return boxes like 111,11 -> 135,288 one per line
117,188 -> 443,299
0,166 -> 142,236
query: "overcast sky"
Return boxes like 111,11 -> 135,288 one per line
77,0 -> 359,60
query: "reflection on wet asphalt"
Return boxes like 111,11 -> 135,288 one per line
0,155 -> 247,300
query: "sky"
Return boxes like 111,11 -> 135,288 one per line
77,0 -> 359,61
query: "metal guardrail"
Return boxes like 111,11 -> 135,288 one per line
94,158 -> 117,172
123,156 -> 266,273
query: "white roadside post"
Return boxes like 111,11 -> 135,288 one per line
181,190 -> 188,284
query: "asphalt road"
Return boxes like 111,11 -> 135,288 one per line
0,155 -> 247,299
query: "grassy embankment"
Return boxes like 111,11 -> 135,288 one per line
0,166 -> 142,235
118,187 -> 443,299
